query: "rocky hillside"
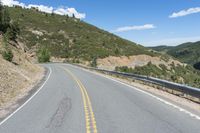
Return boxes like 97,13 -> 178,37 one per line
95,52 -> 200,88
7,6 -> 157,62
97,54 -> 182,70
97,54 -> 200,88
0,36 -> 44,118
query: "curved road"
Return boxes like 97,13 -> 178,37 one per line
0,63 -> 200,133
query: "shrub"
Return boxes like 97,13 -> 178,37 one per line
37,48 -> 50,63
2,49 -> 13,62
0,5 -> 10,33
6,21 -> 20,41
91,57 -> 97,67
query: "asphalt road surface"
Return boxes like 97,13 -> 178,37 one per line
0,63 -> 200,133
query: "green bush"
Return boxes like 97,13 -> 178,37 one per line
0,4 -> 10,33
2,49 -> 13,62
6,21 -> 20,41
91,57 -> 97,67
37,48 -> 51,63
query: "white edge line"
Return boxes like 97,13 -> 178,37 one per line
67,64 -> 200,121
0,67 -> 52,126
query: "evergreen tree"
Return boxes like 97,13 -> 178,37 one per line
6,21 -> 20,41
38,47 -> 51,63
2,34 -> 14,62
91,57 -> 97,67
0,1 -> 11,33
72,14 -> 75,18
0,0 -> 3,30
2,8 -> 10,32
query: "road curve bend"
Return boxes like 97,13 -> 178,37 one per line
0,63 -> 200,133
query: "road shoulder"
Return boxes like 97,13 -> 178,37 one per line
0,66 -> 49,122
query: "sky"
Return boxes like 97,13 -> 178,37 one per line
2,0 -> 200,46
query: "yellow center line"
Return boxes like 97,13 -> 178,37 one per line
79,81 -> 98,133
61,67 -> 98,133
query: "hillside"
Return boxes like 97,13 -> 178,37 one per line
148,46 -> 173,53
7,6 -> 157,62
150,41 -> 200,67
98,54 -> 200,88
167,41 -> 200,65
0,36 -> 44,117
2,6 -> 200,89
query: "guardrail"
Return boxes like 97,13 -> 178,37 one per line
73,64 -> 200,103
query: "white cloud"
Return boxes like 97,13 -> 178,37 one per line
169,7 -> 200,18
27,4 -> 53,14
54,7 -> 68,15
1,0 -> 86,19
114,24 -> 156,33
54,7 -> 86,19
2,0 -> 25,7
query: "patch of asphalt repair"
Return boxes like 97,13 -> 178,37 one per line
46,97 -> 72,130
0,67 -> 49,122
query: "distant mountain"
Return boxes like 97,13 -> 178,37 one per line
150,41 -> 200,68
148,46 -> 173,53
167,41 -> 200,65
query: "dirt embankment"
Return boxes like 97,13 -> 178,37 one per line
0,40 -> 44,118
97,55 -> 183,70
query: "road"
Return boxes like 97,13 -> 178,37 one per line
0,63 -> 200,133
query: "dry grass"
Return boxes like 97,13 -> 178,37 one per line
0,39 -> 44,118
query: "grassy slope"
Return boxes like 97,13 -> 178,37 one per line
8,7 -> 156,61
150,41 -> 200,65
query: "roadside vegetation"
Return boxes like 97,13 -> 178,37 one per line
0,3 -> 19,62
2,48 -> 13,62
115,62 -> 200,88
0,2 -> 44,112
37,47 -> 50,63
1,36 -> 13,62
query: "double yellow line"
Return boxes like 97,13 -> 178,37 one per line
62,67 -> 98,133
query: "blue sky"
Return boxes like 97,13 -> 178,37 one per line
4,0 -> 200,46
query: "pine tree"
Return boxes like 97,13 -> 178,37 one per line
6,21 -> 20,40
0,0 -> 3,13
2,8 -> 10,31
0,0 -> 3,31
72,14 -> 75,18
38,48 -> 51,63
0,1 -> 10,33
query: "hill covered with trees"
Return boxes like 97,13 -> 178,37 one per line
150,41 -> 200,70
